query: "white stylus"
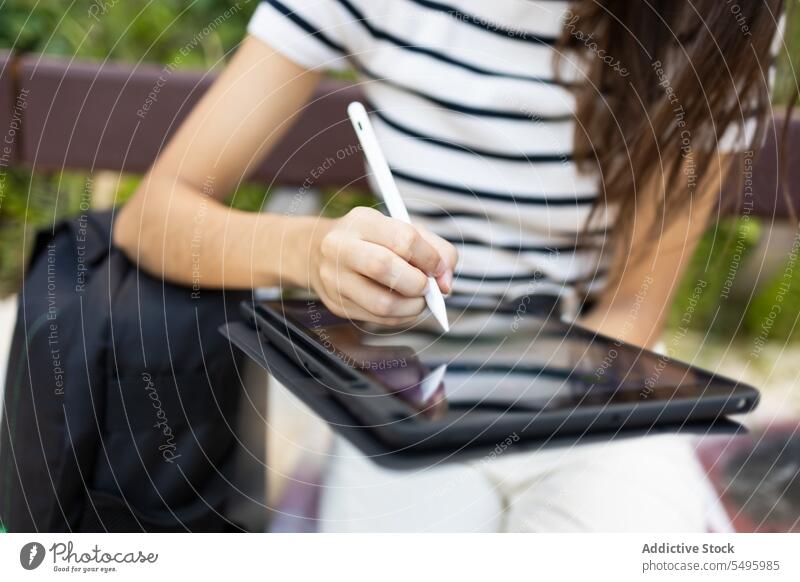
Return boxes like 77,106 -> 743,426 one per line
347,101 -> 450,333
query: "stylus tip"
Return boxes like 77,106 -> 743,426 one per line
431,301 -> 450,333
425,277 -> 450,333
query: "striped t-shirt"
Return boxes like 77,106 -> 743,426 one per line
246,0 -> 760,317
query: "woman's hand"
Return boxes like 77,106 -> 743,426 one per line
308,206 -> 457,326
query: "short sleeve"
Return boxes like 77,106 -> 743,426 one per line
247,0 -> 354,72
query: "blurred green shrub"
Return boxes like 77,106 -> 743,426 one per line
0,0 -> 254,66
667,218 -> 763,341
743,228 -> 800,344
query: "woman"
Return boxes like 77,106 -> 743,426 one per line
115,0 -> 789,530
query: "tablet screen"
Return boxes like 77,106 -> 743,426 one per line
264,299 -> 736,420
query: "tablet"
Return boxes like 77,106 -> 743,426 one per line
245,299 -> 759,451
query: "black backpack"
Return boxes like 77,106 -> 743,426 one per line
0,211 -> 263,532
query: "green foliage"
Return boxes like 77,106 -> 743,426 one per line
0,0 -> 255,67
666,218 -> 762,340
321,188 -> 377,218
226,183 -> 271,213
743,230 -> 800,344
0,169 -> 91,294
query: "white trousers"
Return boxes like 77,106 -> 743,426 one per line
318,433 -> 710,532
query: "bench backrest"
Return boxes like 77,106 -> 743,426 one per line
1,53 -> 798,219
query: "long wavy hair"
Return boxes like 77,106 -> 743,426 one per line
556,0 -> 795,292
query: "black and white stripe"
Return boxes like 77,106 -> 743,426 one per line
248,0 -> 613,309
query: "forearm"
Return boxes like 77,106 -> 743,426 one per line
114,173 -> 326,290
577,302 -> 666,349
578,154 -> 727,350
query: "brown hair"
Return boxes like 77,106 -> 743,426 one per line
556,0 -> 794,291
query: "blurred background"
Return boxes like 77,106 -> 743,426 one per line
0,0 -> 799,532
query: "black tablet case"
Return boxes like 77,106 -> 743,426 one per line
221,321 -> 744,470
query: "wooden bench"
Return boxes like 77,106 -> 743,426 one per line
1,52 -> 366,190
1,52 -> 799,219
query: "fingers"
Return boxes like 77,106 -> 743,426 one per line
319,267 -> 424,326
417,226 -> 458,271
328,298 -> 418,327
418,226 -> 458,294
343,239 -> 430,297
354,210 -> 446,277
324,267 -> 426,319
314,206 -> 459,325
